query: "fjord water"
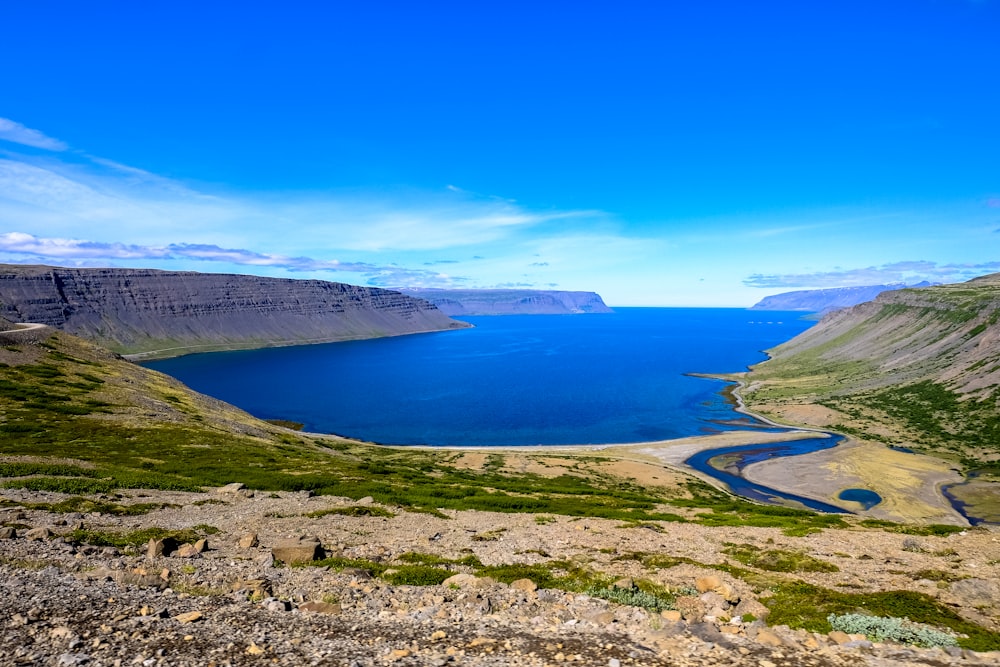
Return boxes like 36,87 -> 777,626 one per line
144,308 -> 814,446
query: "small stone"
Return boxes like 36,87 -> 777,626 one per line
193,538 -> 208,553
390,648 -> 411,658
510,578 -> 538,592
25,526 -> 53,541
442,573 -> 493,589
716,583 -> 740,604
172,543 -> 202,559
245,642 -> 266,655
759,660 -> 777,667
430,630 -> 447,641
695,575 -> 722,593
238,533 -> 259,549
356,496 -> 374,505
468,637 -> 496,647
271,537 -> 324,564
828,630 -> 852,645
674,595 -> 706,621
265,599 -> 291,612
660,610 -> 682,623
232,578 -> 272,597
755,629 -> 783,647
173,611 -> 203,623
146,537 -> 178,559
608,659 -> 621,667
611,577 -> 634,590
588,611 -> 615,625
298,601 -> 341,614
216,482 -> 246,495
0,526 -> 16,539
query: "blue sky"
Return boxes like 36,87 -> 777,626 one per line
1,1 -> 998,306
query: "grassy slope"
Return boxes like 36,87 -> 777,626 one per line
3,330 -> 1000,650
0,329 -> 858,534
741,276 -> 1000,470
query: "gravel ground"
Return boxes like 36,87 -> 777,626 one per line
2,486 -> 999,667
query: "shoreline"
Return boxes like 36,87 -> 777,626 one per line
124,323 -> 472,361
311,372 -> 971,525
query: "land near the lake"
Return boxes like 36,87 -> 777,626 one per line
2,275 -> 1000,665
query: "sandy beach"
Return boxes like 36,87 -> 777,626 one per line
424,424 -> 971,525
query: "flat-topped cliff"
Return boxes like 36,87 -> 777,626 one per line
0,265 -> 467,357
399,288 -> 612,315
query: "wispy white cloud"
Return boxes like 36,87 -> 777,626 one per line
0,232 -> 460,286
0,148 -> 602,256
743,260 -> 1000,288
0,118 -> 68,151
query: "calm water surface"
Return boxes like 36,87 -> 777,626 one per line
145,308 -> 814,446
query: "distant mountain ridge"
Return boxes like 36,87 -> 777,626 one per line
0,265 -> 467,358
399,288 -> 612,316
751,282 -> 934,314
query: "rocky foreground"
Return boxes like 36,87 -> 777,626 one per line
2,485 -> 999,667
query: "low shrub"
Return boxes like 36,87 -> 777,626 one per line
828,613 -> 957,648
585,584 -> 676,612
305,506 -> 395,519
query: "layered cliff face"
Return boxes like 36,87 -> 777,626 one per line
399,288 -> 612,315
0,265 -> 467,357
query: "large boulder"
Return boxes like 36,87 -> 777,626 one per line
271,537 -> 325,564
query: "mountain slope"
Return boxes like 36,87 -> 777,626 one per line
750,283 -> 932,314
399,288 -> 613,315
0,265 -> 467,358
741,274 -> 1000,466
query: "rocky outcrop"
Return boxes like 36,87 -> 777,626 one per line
0,265 -> 468,357
399,288 -> 613,315
750,282 -> 934,314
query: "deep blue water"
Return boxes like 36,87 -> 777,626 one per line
144,308 -> 815,446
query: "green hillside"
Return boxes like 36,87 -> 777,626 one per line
742,275 -> 1000,470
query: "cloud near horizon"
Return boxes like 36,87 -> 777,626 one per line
0,141 -> 604,255
0,232 -> 460,286
744,260 -> 1000,289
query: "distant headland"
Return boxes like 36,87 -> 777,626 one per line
0,264 -> 468,359
399,288 -> 612,315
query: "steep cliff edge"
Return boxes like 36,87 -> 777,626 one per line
742,274 -> 1000,467
399,288 -> 612,315
0,265 -> 468,358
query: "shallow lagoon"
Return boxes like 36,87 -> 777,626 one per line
145,308 -> 814,446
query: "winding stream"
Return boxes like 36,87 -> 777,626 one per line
685,429 -> 987,523
683,435 -> 851,513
